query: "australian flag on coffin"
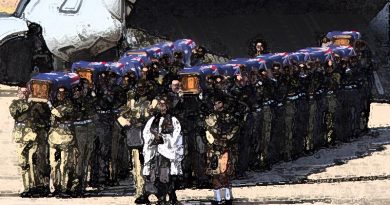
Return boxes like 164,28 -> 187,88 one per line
71,61 -> 109,85
173,39 -> 197,67
29,72 -> 80,102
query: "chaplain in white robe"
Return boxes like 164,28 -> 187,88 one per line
142,114 -> 183,176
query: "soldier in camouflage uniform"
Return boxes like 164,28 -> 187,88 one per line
350,55 -> 369,134
108,71 -> 128,186
269,63 -> 288,163
335,58 -> 353,143
72,79 -> 97,194
285,63 -> 301,160
48,87 -> 77,196
305,60 -> 323,151
116,71 -> 138,181
168,79 -> 209,188
30,98 -> 51,196
10,87 -> 46,197
117,80 -> 157,203
249,68 -> 265,171
91,72 -> 114,187
229,67 -> 252,178
324,60 -> 340,145
258,68 -> 275,169
205,93 -> 239,205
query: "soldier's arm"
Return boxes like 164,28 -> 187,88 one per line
9,100 -> 19,119
148,99 -> 158,115
226,125 -> 239,140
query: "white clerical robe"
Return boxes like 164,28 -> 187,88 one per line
142,116 -> 183,176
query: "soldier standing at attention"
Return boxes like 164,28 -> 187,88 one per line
29,95 -> 51,196
92,72 -> 114,186
108,71 -> 127,186
48,87 -> 77,197
205,94 -> 239,205
10,87 -> 39,197
258,68 -> 275,170
324,60 -> 340,145
229,68 -> 252,179
72,79 -> 97,194
117,80 -> 157,204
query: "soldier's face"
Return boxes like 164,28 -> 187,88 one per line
137,86 -> 146,95
73,90 -> 81,99
57,91 -> 66,101
109,76 -> 116,85
17,88 -> 28,100
214,101 -> 224,111
171,80 -> 180,93
256,43 -> 264,52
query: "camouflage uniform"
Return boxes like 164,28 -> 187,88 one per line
9,94 -> 39,195
91,74 -> 115,186
338,59 -> 358,142
269,70 -> 288,163
109,80 -> 127,185
48,89 -> 77,194
249,72 -> 265,170
306,64 -> 324,151
229,78 -> 252,177
324,63 -> 340,145
169,91 -> 209,187
29,101 -> 51,194
259,76 -> 275,169
286,66 -> 301,160
118,81 -> 157,199
72,85 -> 97,192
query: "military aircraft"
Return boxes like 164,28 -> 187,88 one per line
0,0 -> 135,85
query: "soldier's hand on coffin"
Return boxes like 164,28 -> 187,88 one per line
51,108 -> 62,117
178,89 -> 184,97
117,116 -> 131,127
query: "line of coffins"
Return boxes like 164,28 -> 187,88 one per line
23,31 -> 372,194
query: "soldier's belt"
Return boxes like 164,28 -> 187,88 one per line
315,89 -> 325,95
287,95 -> 299,101
74,119 -> 93,125
344,85 -> 358,89
54,122 -> 73,128
97,110 -> 111,114
327,91 -> 334,95
263,100 -> 274,106
14,122 -> 26,126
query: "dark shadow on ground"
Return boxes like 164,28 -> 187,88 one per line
232,128 -> 390,187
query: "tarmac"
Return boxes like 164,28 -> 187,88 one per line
1,85 -> 390,204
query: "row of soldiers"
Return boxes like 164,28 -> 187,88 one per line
9,43 -> 372,203
194,54 -> 372,179
8,47 -> 208,199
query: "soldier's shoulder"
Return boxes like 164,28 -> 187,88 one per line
10,99 -> 20,105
